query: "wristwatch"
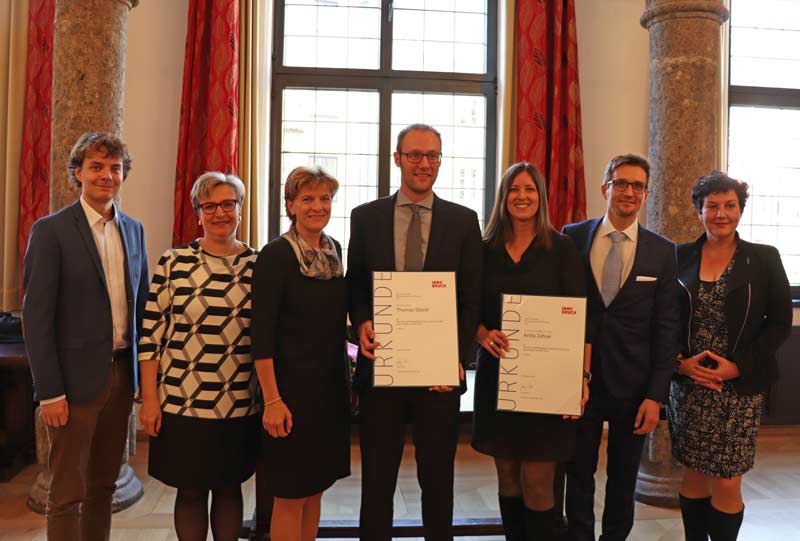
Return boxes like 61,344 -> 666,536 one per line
583,370 -> 592,383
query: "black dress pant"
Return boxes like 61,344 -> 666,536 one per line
566,391 -> 646,541
358,387 -> 460,541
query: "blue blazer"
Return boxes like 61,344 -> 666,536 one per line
23,199 -> 149,404
346,192 -> 483,390
562,218 -> 680,403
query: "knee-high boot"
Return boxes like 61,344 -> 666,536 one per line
679,494 -> 711,541
498,495 -> 525,541
707,505 -> 744,541
523,506 -> 555,541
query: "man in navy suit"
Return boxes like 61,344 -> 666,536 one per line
562,154 -> 680,541
347,123 -> 482,540
23,132 -> 149,541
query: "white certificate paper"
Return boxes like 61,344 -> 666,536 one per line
497,295 -> 587,416
372,271 -> 460,387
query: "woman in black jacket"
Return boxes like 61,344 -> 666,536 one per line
667,172 -> 792,541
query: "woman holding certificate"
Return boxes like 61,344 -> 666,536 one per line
667,172 -> 791,541
251,165 -> 350,541
472,162 -> 590,540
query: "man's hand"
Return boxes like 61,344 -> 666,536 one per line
41,399 -> 69,427
358,320 -> 380,361
633,398 -> 660,435
429,364 -> 465,393
140,397 -> 162,437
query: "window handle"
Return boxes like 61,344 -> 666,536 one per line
388,0 -> 394,23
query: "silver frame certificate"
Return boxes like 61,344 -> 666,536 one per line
497,294 -> 587,416
372,271 -> 460,387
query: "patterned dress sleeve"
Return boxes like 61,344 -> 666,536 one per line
137,250 -> 174,362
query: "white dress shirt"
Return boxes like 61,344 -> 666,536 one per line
589,214 -> 639,294
80,196 -> 130,351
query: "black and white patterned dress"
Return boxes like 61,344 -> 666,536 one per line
667,254 -> 764,479
138,241 -> 260,489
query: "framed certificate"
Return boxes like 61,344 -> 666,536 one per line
372,271 -> 460,387
497,294 -> 587,416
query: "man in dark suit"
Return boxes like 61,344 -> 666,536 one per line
562,154 -> 680,541
23,132 -> 149,541
347,123 -> 482,540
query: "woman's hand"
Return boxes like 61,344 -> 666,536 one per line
677,351 -> 723,392
693,350 -> 740,385
563,377 -> 590,420
140,397 -> 162,437
263,400 -> 293,438
476,325 -> 509,358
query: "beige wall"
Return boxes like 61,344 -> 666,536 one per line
122,0 -> 189,269
119,0 -> 651,267
575,0 -> 650,221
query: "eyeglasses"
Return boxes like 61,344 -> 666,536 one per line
399,151 -> 443,164
606,180 -> 648,194
198,199 -> 238,214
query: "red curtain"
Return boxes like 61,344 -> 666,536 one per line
173,0 -> 240,246
515,0 -> 586,230
18,0 -> 55,264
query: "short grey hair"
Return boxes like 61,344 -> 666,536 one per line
190,172 -> 245,212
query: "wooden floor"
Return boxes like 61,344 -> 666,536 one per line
1,426 -> 799,540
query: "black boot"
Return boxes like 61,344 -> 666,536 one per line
679,494 -> 711,541
498,495 -> 526,541
523,506 -> 555,541
708,505 -> 744,541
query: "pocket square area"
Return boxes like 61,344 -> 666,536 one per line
636,275 -> 657,282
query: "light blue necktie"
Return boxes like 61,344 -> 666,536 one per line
601,231 -> 626,307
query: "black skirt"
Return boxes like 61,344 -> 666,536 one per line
148,412 -> 259,490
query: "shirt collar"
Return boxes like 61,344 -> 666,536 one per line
80,196 -> 118,227
396,190 -> 434,210
600,213 -> 638,242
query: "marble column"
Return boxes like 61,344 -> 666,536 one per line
49,0 -> 139,210
636,0 -> 729,508
29,0 -> 142,515
641,0 -> 729,243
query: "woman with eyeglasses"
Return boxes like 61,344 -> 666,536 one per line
251,165 -> 350,541
138,172 -> 260,540
472,162 -> 590,540
667,172 -> 792,541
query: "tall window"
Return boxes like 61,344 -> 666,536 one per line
728,0 -> 800,290
269,1 -> 498,262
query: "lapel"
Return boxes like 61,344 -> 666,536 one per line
382,194 -> 398,270
678,236 -> 702,298
424,194 -> 444,270
71,200 -> 108,291
116,211 -> 135,304
726,236 -> 751,296
584,218 -> 603,299
619,223 -> 647,292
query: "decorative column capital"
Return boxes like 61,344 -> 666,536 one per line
641,0 -> 729,30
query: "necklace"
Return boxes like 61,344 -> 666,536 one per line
200,238 -> 242,257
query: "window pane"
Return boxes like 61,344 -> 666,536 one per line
728,106 -> 800,285
391,91 -> 487,226
283,2 -> 381,69
730,0 -> 800,89
280,88 -> 380,263
392,2 -> 487,74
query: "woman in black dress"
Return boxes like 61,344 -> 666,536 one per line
668,172 -> 792,541
472,162 -> 590,540
251,165 -> 350,541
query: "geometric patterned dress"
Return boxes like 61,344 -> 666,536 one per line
138,241 -> 260,489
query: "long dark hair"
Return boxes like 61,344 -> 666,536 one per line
484,162 -> 553,250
